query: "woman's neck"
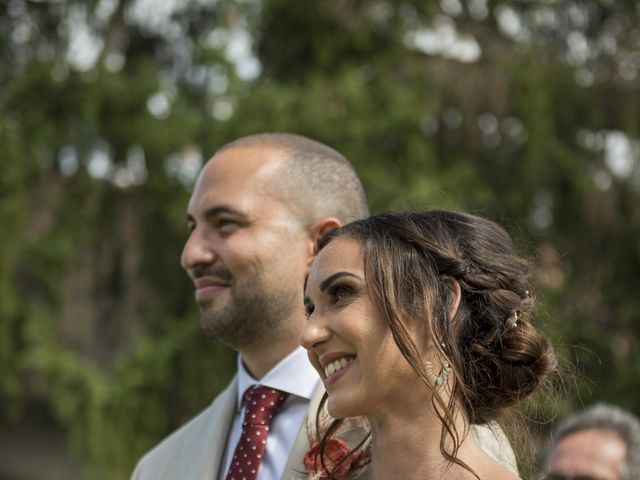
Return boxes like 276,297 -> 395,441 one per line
366,399 -> 484,480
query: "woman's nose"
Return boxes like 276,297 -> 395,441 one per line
300,313 -> 332,351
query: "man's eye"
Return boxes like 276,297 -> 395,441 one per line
216,219 -> 238,232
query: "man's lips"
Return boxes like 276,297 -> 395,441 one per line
194,277 -> 229,289
193,277 -> 230,300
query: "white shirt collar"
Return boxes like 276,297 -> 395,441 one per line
236,346 -> 319,408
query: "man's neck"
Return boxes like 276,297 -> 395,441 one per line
240,338 -> 301,379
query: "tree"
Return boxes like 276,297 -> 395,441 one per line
1,0 -> 639,478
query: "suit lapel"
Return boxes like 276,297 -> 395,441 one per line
280,383 -> 326,480
201,376 -> 238,480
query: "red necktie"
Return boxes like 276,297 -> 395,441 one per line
225,386 -> 290,480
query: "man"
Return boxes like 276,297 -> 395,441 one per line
131,133 -> 517,480
544,403 -> 640,480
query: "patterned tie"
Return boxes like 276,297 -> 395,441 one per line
225,386 -> 290,480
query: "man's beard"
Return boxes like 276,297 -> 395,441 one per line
198,274 -> 298,350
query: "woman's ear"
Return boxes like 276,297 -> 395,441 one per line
440,276 -> 462,321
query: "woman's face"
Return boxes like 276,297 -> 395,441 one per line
301,236 -> 424,419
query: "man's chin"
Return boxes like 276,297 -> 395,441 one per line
198,316 -> 251,350
197,292 -> 229,313
198,317 -> 226,341
198,305 -> 223,326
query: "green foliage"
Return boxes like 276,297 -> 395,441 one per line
1,0 -> 640,478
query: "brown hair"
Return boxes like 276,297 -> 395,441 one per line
313,210 -> 557,478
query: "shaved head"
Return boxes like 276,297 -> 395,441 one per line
217,133 -> 369,225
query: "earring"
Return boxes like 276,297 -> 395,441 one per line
425,360 -> 451,387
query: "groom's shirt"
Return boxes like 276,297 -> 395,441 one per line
223,346 -> 319,480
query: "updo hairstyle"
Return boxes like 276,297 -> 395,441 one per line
315,210 -> 557,474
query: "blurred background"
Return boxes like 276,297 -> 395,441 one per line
1,0 -> 639,478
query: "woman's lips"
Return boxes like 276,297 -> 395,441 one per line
320,355 -> 356,387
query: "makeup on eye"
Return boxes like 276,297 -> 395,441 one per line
303,300 -> 314,318
318,271 -> 360,292
304,272 -> 364,314
327,282 -> 356,304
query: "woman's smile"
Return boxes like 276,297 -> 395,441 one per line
320,354 -> 357,386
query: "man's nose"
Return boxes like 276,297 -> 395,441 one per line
181,228 -> 217,272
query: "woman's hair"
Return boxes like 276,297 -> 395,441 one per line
313,210 -> 558,478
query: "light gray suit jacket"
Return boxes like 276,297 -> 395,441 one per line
131,378 -> 517,480
131,376 -> 325,480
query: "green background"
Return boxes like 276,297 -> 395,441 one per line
1,0 -> 639,478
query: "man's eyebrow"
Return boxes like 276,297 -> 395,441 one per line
204,204 -> 244,218
319,272 -> 360,292
186,205 -> 245,223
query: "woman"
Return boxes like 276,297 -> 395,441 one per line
301,210 -> 557,479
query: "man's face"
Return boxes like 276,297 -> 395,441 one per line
546,429 -> 627,480
181,145 -> 312,351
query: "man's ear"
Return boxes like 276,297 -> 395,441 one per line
440,276 -> 462,322
304,217 -> 342,266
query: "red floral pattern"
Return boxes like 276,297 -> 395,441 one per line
303,438 -> 354,479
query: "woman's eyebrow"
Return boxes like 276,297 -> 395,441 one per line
319,272 -> 360,292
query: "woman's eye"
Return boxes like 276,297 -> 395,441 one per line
330,284 -> 353,303
304,304 -> 314,318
